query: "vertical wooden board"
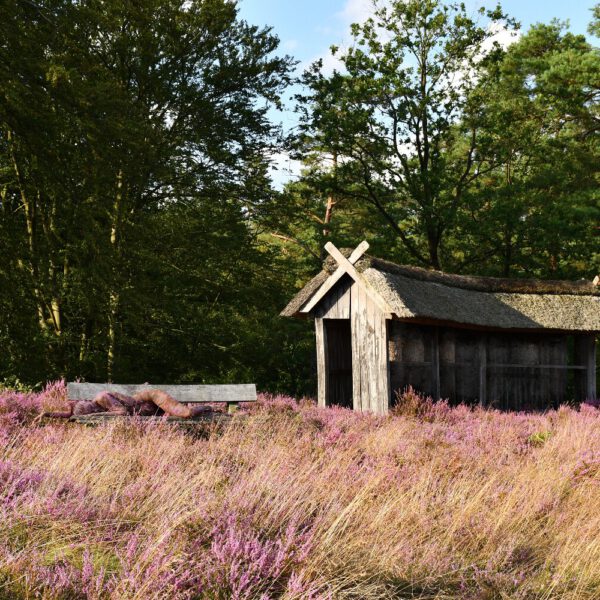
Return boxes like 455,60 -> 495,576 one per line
432,328 -> 440,401
366,293 -> 377,413
314,277 -> 352,319
553,336 -> 568,405
388,322 -> 401,361
373,300 -> 386,414
403,324 -> 427,395
539,335 -> 567,407
358,285 -> 370,413
314,290 -> 331,318
375,312 -> 383,414
478,336 -> 487,407
439,329 -> 456,402
538,337 -> 550,405
510,335 -> 540,410
339,281 -> 351,319
385,319 -> 392,411
378,314 -> 391,413
403,324 -> 425,361
349,291 -> 389,415
455,331 -> 478,403
350,282 -> 362,411
315,318 -> 328,407
331,280 -> 342,318
574,334 -> 597,402
586,336 -> 598,401
487,334 -> 509,409
388,321 -> 404,403
527,338 -> 541,409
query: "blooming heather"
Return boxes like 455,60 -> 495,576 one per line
0,383 -> 599,598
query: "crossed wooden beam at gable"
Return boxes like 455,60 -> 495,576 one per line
301,240 -> 392,316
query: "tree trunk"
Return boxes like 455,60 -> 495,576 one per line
427,232 -> 441,270
107,170 -> 124,382
323,151 -> 338,238
7,130 -> 52,333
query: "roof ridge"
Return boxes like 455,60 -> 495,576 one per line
322,254 -> 599,297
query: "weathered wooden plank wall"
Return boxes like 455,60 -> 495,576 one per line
439,330 -> 456,400
388,322 -> 434,400
454,330 -> 479,403
486,334 -> 569,410
313,276 -> 352,319
388,326 -> 582,409
574,333 -> 597,401
312,277 -> 596,412
313,277 -> 390,414
349,281 -> 389,414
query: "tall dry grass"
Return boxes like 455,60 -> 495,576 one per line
1,382 -> 600,599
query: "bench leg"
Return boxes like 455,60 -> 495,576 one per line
227,402 -> 239,414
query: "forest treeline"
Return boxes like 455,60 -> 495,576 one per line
0,0 -> 598,393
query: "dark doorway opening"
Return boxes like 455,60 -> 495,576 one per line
325,319 -> 353,408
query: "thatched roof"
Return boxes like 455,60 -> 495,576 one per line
280,270 -> 329,319
281,254 -> 600,332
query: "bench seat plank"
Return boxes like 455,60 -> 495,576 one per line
69,412 -> 237,425
67,383 -> 257,404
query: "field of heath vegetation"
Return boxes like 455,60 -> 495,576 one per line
1,382 -> 600,599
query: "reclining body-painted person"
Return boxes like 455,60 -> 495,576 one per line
41,389 -> 211,419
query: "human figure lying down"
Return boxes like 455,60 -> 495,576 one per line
41,389 -> 212,419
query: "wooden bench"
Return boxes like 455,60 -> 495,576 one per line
67,383 -> 257,423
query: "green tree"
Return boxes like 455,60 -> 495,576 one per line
296,0 -> 516,269
451,21 -> 599,277
0,0 -> 296,384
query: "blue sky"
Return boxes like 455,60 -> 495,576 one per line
237,0 -> 599,186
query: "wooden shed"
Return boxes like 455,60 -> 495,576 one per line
281,242 -> 600,414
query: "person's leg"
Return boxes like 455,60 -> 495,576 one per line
38,400 -> 100,420
72,400 -> 105,415
93,392 -> 129,415
38,409 -> 75,419
133,389 -> 211,418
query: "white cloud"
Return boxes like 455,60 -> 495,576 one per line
301,0 -> 379,78
480,22 -> 520,54
338,0 -> 377,25
269,152 -> 303,190
317,49 -> 345,75
298,44 -> 345,76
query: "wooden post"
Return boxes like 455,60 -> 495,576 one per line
478,337 -> 487,407
586,337 -> 597,401
350,283 -> 362,412
432,327 -> 441,400
575,334 -> 597,402
315,318 -> 328,407
384,318 -> 391,413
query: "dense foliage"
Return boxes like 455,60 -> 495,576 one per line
2,383 -> 600,598
0,0 -> 598,391
293,1 -> 599,275
0,0 -> 311,391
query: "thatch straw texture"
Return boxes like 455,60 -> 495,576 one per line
281,254 -> 600,331
365,269 -> 600,331
280,270 -> 329,318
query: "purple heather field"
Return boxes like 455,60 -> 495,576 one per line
1,382 -> 600,598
